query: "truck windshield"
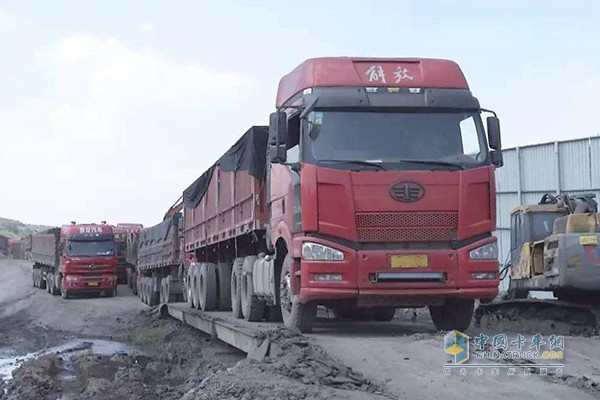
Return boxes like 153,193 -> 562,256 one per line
305,111 -> 488,170
67,240 -> 115,257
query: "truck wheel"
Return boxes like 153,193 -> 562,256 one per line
191,264 -> 202,309
265,306 -> 283,322
373,307 -> 396,322
61,283 -> 69,300
32,270 -> 36,287
160,279 -> 166,304
230,258 -> 244,318
132,272 -> 138,295
279,255 -> 316,333
148,279 -> 159,306
46,273 -> 53,294
217,262 -> 232,311
186,267 -> 194,308
241,256 -> 264,321
39,273 -> 47,290
429,299 -> 474,331
198,263 -> 218,311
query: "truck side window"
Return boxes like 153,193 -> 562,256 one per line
287,114 -> 300,163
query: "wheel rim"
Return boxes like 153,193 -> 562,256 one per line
280,271 -> 293,316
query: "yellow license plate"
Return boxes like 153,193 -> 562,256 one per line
390,255 -> 428,268
88,282 -> 100,287
580,236 -> 598,245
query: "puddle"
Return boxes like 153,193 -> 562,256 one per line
0,338 -> 143,383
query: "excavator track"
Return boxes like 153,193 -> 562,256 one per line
475,299 -> 600,337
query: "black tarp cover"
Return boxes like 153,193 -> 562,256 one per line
182,126 -> 268,208
140,213 -> 180,244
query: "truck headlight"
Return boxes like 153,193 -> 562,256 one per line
302,242 -> 344,261
469,242 -> 498,260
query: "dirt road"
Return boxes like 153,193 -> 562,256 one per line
2,258 -> 600,399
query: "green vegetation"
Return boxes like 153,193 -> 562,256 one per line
0,217 -> 53,239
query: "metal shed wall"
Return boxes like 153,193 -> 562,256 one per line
494,135 -> 600,291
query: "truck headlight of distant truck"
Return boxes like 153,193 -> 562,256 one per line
302,242 -> 345,261
469,242 -> 498,260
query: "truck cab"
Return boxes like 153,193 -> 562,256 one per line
268,58 -> 503,331
59,223 -> 118,298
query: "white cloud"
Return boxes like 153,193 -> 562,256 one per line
0,11 -> 16,29
140,22 -> 156,35
0,34 -> 255,226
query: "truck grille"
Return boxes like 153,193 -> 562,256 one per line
356,212 -> 457,243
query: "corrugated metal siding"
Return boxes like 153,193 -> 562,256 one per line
495,135 -> 600,292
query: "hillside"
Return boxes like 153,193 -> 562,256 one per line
0,217 -> 53,239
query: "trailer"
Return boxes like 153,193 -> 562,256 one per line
31,223 -> 118,298
7,239 -> 24,259
143,57 -> 504,333
135,214 -> 184,306
112,223 -> 143,285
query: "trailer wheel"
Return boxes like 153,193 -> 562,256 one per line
46,273 -> 53,294
148,280 -> 159,306
217,262 -> 232,311
429,298 -> 474,331
186,267 -> 194,308
33,270 -> 38,288
373,307 -> 396,322
39,272 -> 47,290
230,258 -> 244,318
191,264 -> 201,309
279,255 -> 316,333
126,270 -> 132,289
198,263 -> 218,311
241,256 -> 264,321
159,278 -> 166,304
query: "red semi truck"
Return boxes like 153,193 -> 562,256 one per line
31,223 -> 119,298
140,57 -> 503,333
112,223 -> 143,285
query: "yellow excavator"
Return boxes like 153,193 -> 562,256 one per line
477,193 -> 600,333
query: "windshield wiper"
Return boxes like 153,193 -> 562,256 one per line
318,159 -> 386,171
396,159 -> 465,170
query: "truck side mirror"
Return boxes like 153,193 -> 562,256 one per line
490,150 -> 503,168
487,116 -> 501,150
268,145 -> 287,163
269,111 -> 288,163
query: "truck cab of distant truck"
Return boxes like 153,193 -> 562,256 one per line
59,224 -> 118,298
267,58 -> 503,331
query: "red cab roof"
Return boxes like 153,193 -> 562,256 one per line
61,224 -> 114,236
276,57 -> 469,107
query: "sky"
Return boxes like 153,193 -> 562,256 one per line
0,0 -> 599,226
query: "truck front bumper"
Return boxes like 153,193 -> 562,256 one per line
297,236 -> 499,304
63,274 -> 117,291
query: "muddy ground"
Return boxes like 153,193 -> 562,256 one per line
2,259 -> 600,400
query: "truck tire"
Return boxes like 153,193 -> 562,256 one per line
198,263 -> 218,311
230,258 -> 244,319
32,270 -> 36,287
46,273 -> 52,293
160,279 -> 166,304
191,264 -> 202,309
217,262 -> 232,311
429,299 -> 474,331
373,307 -> 396,322
61,283 -> 69,300
39,272 -> 47,290
186,267 -> 194,308
279,255 -> 316,333
241,256 -> 264,321
148,279 -> 159,306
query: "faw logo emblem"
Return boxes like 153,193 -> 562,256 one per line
388,181 -> 425,203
